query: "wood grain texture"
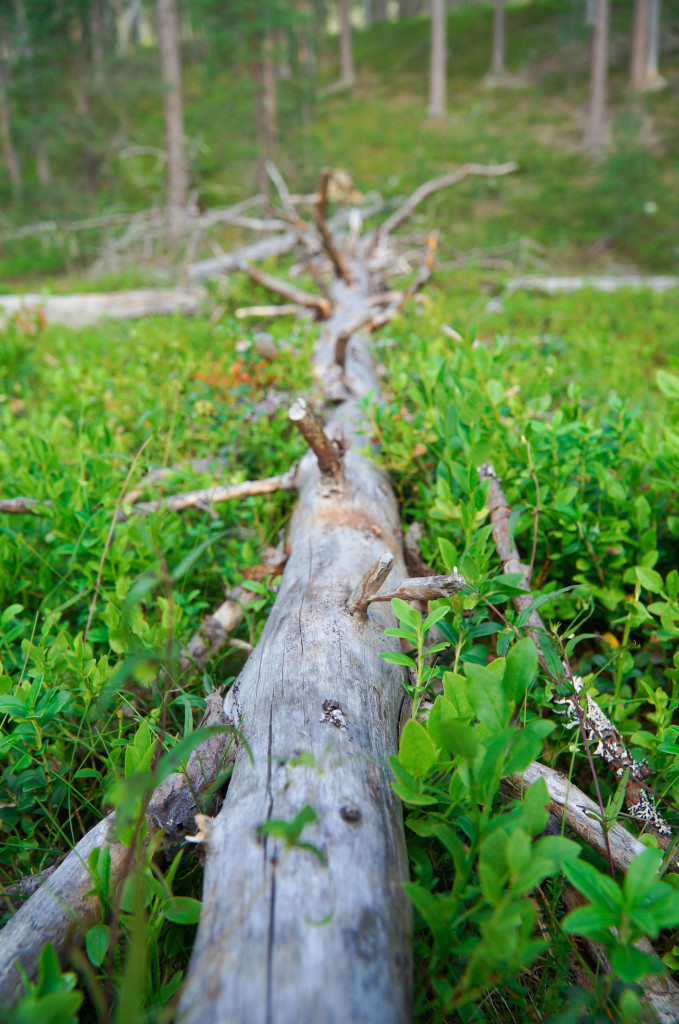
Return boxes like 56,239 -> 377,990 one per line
177,451 -> 412,1024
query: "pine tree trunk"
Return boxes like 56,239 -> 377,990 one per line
646,0 -> 661,84
0,25 -> 21,188
263,34 -> 277,147
339,0 -> 355,86
373,0 -> 387,20
37,142 -> 52,187
490,0 -> 506,79
630,0 -> 650,91
90,0 -> 105,87
157,0 -> 189,216
583,0 -> 608,150
428,0 -> 446,117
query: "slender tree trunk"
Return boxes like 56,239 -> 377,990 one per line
428,0 -> 446,117
373,0 -> 387,19
583,0 -> 608,150
646,0 -> 661,85
0,25 -> 21,188
490,0 -> 506,79
585,0 -> 596,25
90,0 -> 105,87
157,0 -> 189,216
263,33 -> 277,147
338,0 -> 354,86
37,142 -> 52,187
630,0 -> 650,91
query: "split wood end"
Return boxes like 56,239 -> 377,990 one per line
289,398 -> 345,474
347,552 -> 395,615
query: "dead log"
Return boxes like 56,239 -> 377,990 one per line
505,275 -> 679,296
0,287 -> 206,329
174,164 -> 524,1024
177,272 -> 413,1024
186,232 -> 300,282
0,692 -> 236,1006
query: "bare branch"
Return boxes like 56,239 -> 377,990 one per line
240,263 -> 331,317
367,573 -> 466,605
376,161 -> 518,242
235,304 -> 299,320
347,553 -> 395,615
314,169 -> 352,285
0,692 -> 237,1005
0,497 -> 44,514
288,398 -> 345,474
120,468 -> 298,519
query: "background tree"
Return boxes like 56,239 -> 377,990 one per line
0,15 -> 21,190
489,0 -> 506,81
157,0 -> 189,215
428,0 -> 446,117
630,0 -> 650,91
338,0 -> 354,87
583,0 -> 609,149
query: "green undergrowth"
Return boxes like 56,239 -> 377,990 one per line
366,288 -> 679,1019
2,276 -> 679,1022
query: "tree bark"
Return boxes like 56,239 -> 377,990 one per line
0,23 -> 21,188
630,0 -> 650,91
490,0 -> 506,79
583,0 -> 608,150
646,0 -> 661,84
373,0 -> 387,19
177,230 -> 415,1024
428,0 -> 446,117
338,0 -> 355,86
0,287 -> 206,329
157,0 -> 189,217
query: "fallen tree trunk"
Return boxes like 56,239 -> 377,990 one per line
178,272 -> 413,1024
505,275 -> 679,296
0,287 -> 206,329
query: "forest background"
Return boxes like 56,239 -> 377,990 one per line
1,1 -> 679,1023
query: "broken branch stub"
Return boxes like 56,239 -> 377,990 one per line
366,572 -> 466,605
289,398 -> 346,474
347,552 -> 395,614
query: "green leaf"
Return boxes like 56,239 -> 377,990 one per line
611,944 -> 662,984
0,695 -> 29,720
85,923 -> 110,967
399,719 -> 438,776
561,904 -> 619,939
171,531 -> 226,584
563,859 -> 623,914
503,637 -> 538,704
657,369 -> 679,400
442,672 -> 473,717
464,661 -> 510,729
164,896 -> 202,925
503,720 -> 555,774
423,606 -> 450,633
391,597 -> 421,630
634,565 -> 664,594
378,650 -> 416,668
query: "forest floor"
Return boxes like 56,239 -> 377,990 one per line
2,2 -> 679,1022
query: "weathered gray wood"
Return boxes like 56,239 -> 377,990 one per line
178,448 -> 412,1024
178,244 -> 413,1023
186,232 -> 300,282
0,693 -> 235,1006
506,275 -> 679,296
0,287 -> 206,329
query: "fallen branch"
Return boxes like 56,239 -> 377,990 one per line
479,463 -> 675,847
376,161 -> 518,242
235,303 -> 299,319
239,263 -> 331,317
0,692 -> 237,1006
505,275 -> 679,297
0,497 -> 44,515
119,468 -> 298,519
562,886 -> 679,1024
0,288 -> 206,330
